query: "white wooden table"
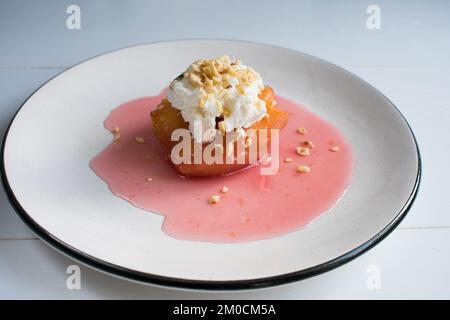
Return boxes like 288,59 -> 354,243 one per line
0,0 -> 449,299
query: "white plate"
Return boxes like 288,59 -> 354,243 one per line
1,40 -> 420,290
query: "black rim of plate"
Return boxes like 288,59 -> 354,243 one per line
0,40 -> 422,291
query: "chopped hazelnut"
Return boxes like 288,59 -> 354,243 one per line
303,140 -> 314,148
146,177 -> 153,182
329,146 -> 340,152
296,146 -> 310,156
284,158 -> 293,163
220,186 -> 229,193
113,133 -> 121,142
222,107 -> 231,117
208,195 -> 221,204
111,126 -> 120,134
182,56 -> 258,94
135,137 -> 146,144
237,84 -> 246,95
296,127 -> 307,135
296,165 -> 311,173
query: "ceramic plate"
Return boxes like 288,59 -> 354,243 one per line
1,40 -> 420,290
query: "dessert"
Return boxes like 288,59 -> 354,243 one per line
90,55 -> 354,243
150,56 -> 288,176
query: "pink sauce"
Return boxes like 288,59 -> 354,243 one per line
90,91 -> 353,243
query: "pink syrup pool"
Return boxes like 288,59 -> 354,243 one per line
90,90 -> 353,243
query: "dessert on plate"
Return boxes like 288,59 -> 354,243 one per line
91,54 -> 353,242
150,56 -> 289,176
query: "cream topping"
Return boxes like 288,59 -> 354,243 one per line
166,56 -> 267,143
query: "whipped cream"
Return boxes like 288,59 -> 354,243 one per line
166,56 -> 267,143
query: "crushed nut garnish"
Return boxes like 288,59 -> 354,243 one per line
236,84 -> 245,95
303,140 -> 314,148
284,158 -> 293,163
171,56 -> 263,125
113,133 -> 121,142
222,107 -> 231,117
111,126 -> 120,134
329,146 -> 340,152
145,177 -> 153,182
296,165 -> 311,173
296,127 -> 307,135
180,56 -> 259,91
220,186 -> 229,193
208,195 -> 221,204
135,137 -> 146,144
296,147 -> 310,156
